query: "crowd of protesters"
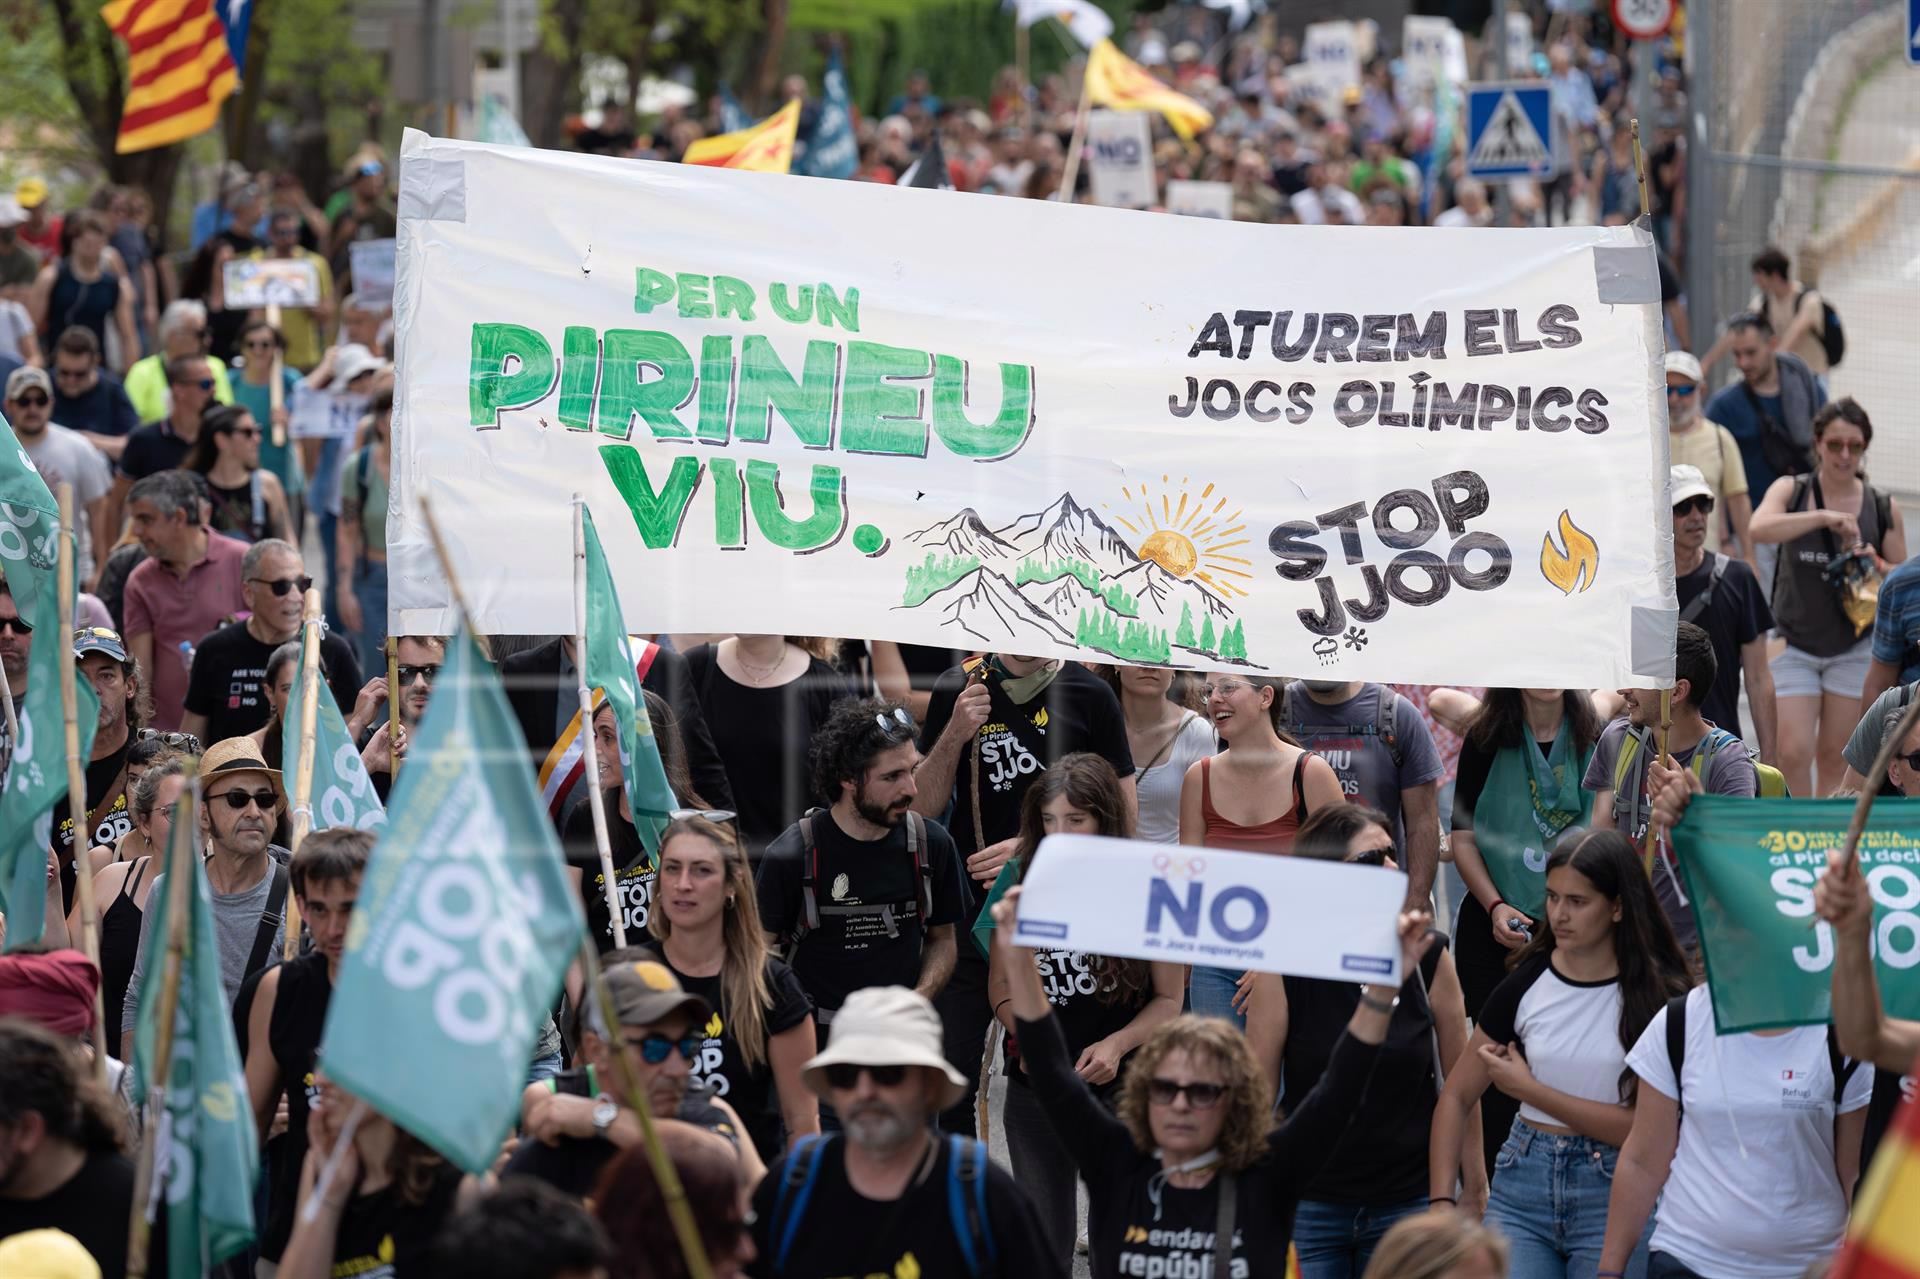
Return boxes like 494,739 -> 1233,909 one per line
0,3 -> 1912,1279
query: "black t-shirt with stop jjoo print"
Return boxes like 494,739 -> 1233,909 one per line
563,791 -> 655,952
1005,949 -> 1147,1096
667,956 -> 814,1160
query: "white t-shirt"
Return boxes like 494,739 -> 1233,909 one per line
21,424 -> 112,581
1133,712 -> 1216,844
1475,952 -> 1628,1128
1627,986 -> 1873,1278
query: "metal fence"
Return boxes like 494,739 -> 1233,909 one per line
1687,0 -> 1920,496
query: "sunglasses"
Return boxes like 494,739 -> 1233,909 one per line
398,663 -> 441,686
1665,384 -> 1697,398
248,575 -> 313,596
871,706 -> 915,744
634,1032 -> 703,1065
11,394 -> 48,408
213,787 -> 278,811
172,377 -> 215,391
1148,1078 -> 1227,1109
1902,752 -> 1920,771
226,426 -> 262,440
1823,439 -> 1867,456
1349,846 -> 1394,867
669,808 -> 739,824
823,1063 -> 910,1090
0,616 -> 31,636
138,728 -> 202,751
1673,496 -> 1714,516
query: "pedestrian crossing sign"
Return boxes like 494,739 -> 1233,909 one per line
1465,81 -> 1558,181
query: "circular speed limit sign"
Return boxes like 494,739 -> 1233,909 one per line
1612,0 -> 1676,40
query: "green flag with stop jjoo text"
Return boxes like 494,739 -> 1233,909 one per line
1671,794 -> 1920,1033
319,628 -> 584,1172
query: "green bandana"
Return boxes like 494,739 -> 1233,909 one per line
990,656 -> 1062,704
1474,721 -> 1593,917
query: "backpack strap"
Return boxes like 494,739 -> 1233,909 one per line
1679,553 -> 1729,625
1375,686 -> 1404,769
1212,1170 -> 1239,1279
1664,991 -> 1689,1120
771,1133 -> 833,1273
1826,1028 -> 1861,1110
945,1135 -> 997,1278
907,811 -> 932,922
795,811 -> 822,943
245,862 -> 291,981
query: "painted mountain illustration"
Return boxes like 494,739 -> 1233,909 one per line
899,493 -> 1252,666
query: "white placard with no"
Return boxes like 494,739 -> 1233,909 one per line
1011,833 -> 1408,984
1164,180 -> 1231,220
1085,110 -> 1156,209
290,383 -> 371,440
1304,21 -> 1362,99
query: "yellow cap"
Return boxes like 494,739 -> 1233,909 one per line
14,178 -> 48,209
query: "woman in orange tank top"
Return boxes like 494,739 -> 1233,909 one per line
1180,675 -> 1343,1025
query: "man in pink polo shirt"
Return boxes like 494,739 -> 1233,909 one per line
122,469 -> 248,730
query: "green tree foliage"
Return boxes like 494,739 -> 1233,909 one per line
902,551 -> 981,605
1197,614 -> 1216,654
1218,619 -> 1248,661
1174,602 -> 1196,648
1076,607 -> 1169,663
1016,555 -> 1137,617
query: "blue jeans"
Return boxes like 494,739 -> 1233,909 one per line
353,557 -> 388,677
1188,965 -> 1246,1028
1294,1195 -> 1429,1279
1485,1120 -> 1647,1279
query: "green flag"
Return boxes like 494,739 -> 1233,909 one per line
130,813 -> 260,1275
1671,794 -> 1920,1033
0,416 -> 98,950
582,505 -> 677,853
319,629 -> 584,1172
282,630 -> 386,834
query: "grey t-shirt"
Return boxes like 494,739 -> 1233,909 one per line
22,424 -> 111,581
122,848 -> 289,1034
1843,685 -> 1910,782
1281,682 -> 1444,846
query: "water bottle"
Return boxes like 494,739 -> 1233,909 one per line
178,639 -> 195,676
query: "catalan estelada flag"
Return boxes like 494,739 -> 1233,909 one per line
1830,1058 -> 1920,1279
1085,38 -> 1213,140
104,0 -> 241,154
683,99 -> 801,173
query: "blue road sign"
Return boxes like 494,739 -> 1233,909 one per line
1910,0 -> 1920,66
1465,81 -> 1557,181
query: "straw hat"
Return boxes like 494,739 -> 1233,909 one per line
200,737 -> 287,808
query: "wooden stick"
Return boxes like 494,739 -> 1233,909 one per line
54,483 -> 108,1081
386,636 -> 402,779
1056,65 -> 1096,201
127,760 -> 200,1279
414,490 -> 710,1279
573,495 -> 627,948
0,627 -> 17,747
267,302 -> 287,449
283,587 -> 324,958
1630,117 -> 1650,219
1016,19 -> 1032,135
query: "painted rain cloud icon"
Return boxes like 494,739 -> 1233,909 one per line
897,477 -> 1254,665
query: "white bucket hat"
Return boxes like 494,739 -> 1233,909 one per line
800,986 -> 968,1109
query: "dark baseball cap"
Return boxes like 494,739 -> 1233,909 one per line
598,957 -> 711,1030
72,626 -> 128,663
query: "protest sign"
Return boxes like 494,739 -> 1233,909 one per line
1401,15 -> 1453,90
389,130 -> 1674,688
1284,62 -> 1337,116
222,256 -> 322,308
349,237 -> 396,302
1672,795 -> 1920,1033
1304,21 -> 1361,100
1086,110 -> 1155,208
1011,833 -> 1407,984
1164,179 -> 1232,220
289,382 -> 368,440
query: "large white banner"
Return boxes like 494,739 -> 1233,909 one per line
390,130 -> 1675,686
1013,834 -> 1408,984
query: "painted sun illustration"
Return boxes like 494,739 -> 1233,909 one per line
1106,476 -> 1252,598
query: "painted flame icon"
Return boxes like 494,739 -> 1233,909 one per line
1540,510 -> 1599,595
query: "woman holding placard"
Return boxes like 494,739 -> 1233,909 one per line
991,879 -> 1434,1279
976,753 -> 1185,1271
1428,831 -> 1691,1279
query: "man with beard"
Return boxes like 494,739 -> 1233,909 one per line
758,698 -> 963,1028
359,633 -> 444,800
1664,352 -> 1755,565
751,986 -> 1059,1278
122,736 -> 289,1031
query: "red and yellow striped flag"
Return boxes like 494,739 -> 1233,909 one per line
683,99 -> 801,173
1831,1060 -> 1920,1279
1085,38 -> 1214,141
104,0 -> 239,154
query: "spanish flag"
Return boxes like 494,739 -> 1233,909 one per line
683,99 -> 801,173
1085,38 -> 1213,141
104,0 -> 240,154
1831,1062 -> 1920,1279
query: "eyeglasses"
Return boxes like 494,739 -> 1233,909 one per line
138,728 -> 201,751
871,706 -> 915,743
1665,383 -> 1697,398
1349,846 -> 1394,867
11,393 -> 48,408
397,663 -> 441,686
227,426 -> 262,440
248,575 -> 313,596
213,787 -> 278,811
823,1063 -> 910,1089
1823,439 -> 1867,456
1148,1078 -> 1227,1109
1202,678 -> 1254,700
634,1032 -> 703,1065
0,616 -> 31,635
668,808 -> 739,824
1672,496 -> 1714,516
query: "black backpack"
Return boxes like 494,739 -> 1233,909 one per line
1799,288 -> 1845,368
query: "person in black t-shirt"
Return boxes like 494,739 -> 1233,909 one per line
182,539 -> 363,747
562,701 -> 659,953
751,985 -> 1061,1279
432,1178 -> 611,1279
48,326 -> 140,458
1246,803 -> 1480,1277
510,950 -> 762,1197
243,828 -> 371,1266
653,814 -> 819,1161
914,656 -> 1135,1133
757,697 -> 963,1022
0,1020 -> 154,1278
1671,465 -> 1777,757
50,626 -> 139,917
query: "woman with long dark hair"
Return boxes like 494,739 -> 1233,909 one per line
978,753 -> 1184,1270
1428,830 -> 1692,1279
1246,802 -> 1479,1277
649,814 -> 818,1161
181,402 -> 293,544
